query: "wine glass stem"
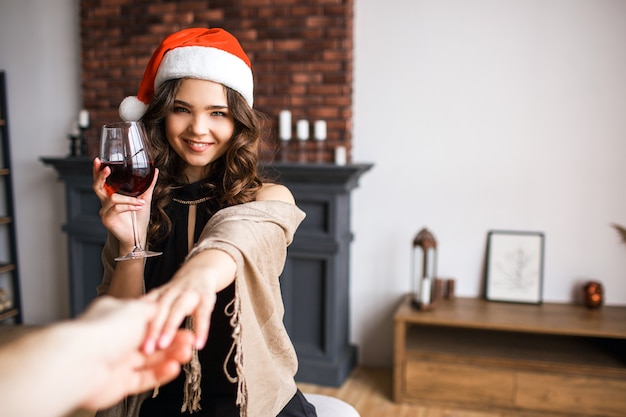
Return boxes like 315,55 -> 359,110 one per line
131,211 -> 143,252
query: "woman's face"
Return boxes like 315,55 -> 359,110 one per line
165,78 -> 235,183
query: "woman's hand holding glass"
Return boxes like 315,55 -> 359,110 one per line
93,157 -> 157,256
93,121 -> 161,260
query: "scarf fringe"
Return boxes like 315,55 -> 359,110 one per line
225,292 -> 247,416
180,293 -> 246,416
182,317 -> 202,413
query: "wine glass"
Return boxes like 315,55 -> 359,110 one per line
99,121 -> 162,261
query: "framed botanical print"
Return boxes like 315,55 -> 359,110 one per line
485,230 -> 545,304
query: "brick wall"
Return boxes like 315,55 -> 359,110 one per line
80,0 -> 353,163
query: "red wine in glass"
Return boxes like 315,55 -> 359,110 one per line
99,121 -> 162,261
101,161 -> 155,197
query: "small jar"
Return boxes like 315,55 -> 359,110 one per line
582,281 -> 603,309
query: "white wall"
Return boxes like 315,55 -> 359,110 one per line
0,0 -> 78,322
0,0 -> 624,368
353,0 -> 626,365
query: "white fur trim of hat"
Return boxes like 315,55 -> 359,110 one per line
155,46 -> 253,108
119,28 -> 254,122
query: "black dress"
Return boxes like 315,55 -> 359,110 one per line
138,179 -> 316,417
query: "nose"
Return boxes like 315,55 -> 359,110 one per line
189,114 -> 210,136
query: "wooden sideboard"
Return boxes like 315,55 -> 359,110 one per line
41,156 -> 372,387
393,294 -> 626,416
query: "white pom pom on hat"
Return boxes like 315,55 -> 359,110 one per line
119,96 -> 149,122
119,27 -> 254,122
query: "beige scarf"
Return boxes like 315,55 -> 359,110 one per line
96,200 -> 305,417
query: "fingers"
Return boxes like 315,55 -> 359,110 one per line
160,291 -> 215,350
132,346 -> 187,397
143,287 -> 215,354
146,329 -> 195,368
143,288 -> 181,354
92,157 -> 102,177
192,300 -> 213,349
81,329 -> 194,411
92,157 -> 110,200
99,193 -> 145,216
139,330 -> 194,390
145,287 -> 196,352
144,168 -> 159,200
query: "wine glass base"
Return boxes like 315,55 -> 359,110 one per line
114,250 -> 163,261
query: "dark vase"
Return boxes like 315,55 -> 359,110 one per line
583,281 -> 604,309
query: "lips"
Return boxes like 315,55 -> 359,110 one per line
184,139 -> 213,151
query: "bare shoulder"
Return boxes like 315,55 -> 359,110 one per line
255,183 -> 295,204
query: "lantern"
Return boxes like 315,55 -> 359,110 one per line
412,228 -> 437,310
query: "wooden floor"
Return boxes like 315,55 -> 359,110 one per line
298,366 -> 528,417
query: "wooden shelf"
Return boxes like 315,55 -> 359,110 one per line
394,295 -> 626,339
406,326 -> 626,377
394,295 -> 626,416
0,263 -> 15,274
0,70 -> 22,324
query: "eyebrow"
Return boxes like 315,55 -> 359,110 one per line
173,99 -> 229,110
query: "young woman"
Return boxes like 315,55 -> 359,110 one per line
92,28 -> 315,417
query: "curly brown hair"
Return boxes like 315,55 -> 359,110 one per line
140,78 -> 265,244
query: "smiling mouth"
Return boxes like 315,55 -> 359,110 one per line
184,139 -> 212,149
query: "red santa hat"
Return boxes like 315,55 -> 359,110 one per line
119,27 -> 253,121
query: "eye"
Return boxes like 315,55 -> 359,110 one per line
211,110 -> 227,117
173,106 -> 190,114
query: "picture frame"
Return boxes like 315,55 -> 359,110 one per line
485,230 -> 545,304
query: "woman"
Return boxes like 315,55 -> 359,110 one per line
93,27 -> 315,417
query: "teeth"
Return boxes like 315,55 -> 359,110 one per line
185,140 -> 209,148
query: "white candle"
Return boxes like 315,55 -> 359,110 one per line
78,109 -> 89,128
426,247 -> 437,278
420,277 -> 432,305
296,119 -> 309,140
314,120 -> 327,141
334,146 -> 346,165
412,247 -> 424,303
279,110 -> 291,140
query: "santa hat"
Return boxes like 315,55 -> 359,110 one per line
119,27 -> 253,121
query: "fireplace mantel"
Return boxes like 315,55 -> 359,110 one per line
42,156 -> 372,386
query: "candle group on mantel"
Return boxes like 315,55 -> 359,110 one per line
277,109 -> 331,163
279,110 -> 327,141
